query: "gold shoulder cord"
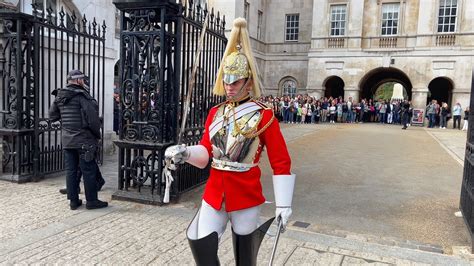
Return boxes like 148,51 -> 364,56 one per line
232,105 -> 275,139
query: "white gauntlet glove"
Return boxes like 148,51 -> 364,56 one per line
273,174 -> 296,229
164,144 -> 190,169
164,144 -> 209,170
275,207 -> 292,228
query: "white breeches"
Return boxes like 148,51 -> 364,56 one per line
187,200 -> 261,240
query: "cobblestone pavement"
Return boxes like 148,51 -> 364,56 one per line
0,180 -> 471,265
1,124 -> 474,265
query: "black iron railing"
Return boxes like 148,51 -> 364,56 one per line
460,69 -> 474,251
113,0 -> 226,202
0,5 -> 106,182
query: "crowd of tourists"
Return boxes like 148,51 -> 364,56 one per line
259,95 -> 411,125
258,94 -> 469,130
425,100 -> 469,130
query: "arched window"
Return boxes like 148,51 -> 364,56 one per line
281,78 -> 297,98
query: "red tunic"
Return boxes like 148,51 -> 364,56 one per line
199,103 -> 291,212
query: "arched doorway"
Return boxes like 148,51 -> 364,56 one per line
323,76 -> 344,99
359,67 -> 412,101
427,77 -> 453,107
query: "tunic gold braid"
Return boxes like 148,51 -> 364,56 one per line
230,102 -> 275,139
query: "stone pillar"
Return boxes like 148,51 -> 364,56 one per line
451,90 -> 471,128
411,87 -> 429,109
452,91 -> 471,114
307,88 -> 323,99
344,87 -> 360,102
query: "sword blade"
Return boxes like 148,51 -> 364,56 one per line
268,219 -> 283,266
178,14 -> 209,144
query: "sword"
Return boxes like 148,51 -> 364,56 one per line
163,2 -> 209,203
178,12 -> 209,144
268,218 -> 283,266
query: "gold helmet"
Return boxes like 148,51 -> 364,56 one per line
213,18 -> 262,98
222,51 -> 250,84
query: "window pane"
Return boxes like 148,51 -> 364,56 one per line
438,25 -> 443,32
450,16 -> 456,23
450,25 -> 455,32
451,8 -> 457,15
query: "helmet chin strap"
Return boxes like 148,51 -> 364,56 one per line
226,78 -> 251,103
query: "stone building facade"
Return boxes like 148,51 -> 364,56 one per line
4,0 -> 474,138
211,0 -> 474,110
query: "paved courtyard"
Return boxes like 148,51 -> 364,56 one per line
1,123 -> 474,265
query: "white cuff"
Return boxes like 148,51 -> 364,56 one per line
273,174 -> 296,207
186,145 -> 210,169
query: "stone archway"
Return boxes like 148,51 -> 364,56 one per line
323,76 -> 345,99
427,77 -> 454,107
359,67 -> 413,101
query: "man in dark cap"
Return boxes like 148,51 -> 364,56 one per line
49,70 -> 108,210
56,75 -> 105,195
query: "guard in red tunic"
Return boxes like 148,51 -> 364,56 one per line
165,18 -> 295,266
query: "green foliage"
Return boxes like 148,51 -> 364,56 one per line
374,82 -> 395,101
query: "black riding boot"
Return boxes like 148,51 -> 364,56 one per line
188,232 -> 220,266
232,217 -> 275,266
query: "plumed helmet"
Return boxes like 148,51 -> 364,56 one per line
213,18 -> 262,97
222,51 -> 250,84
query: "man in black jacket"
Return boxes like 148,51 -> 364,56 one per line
49,70 -> 108,210
401,100 -> 411,130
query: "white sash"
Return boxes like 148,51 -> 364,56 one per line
209,102 -> 262,139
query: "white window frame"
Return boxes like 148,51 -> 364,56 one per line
285,14 -> 299,42
20,0 -> 57,18
282,79 -> 298,98
437,0 -> 458,33
329,4 -> 347,36
380,3 -> 399,36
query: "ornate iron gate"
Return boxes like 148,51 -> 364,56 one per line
113,0 -> 226,203
460,70 -> 474,251
0,5 -> 106,182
